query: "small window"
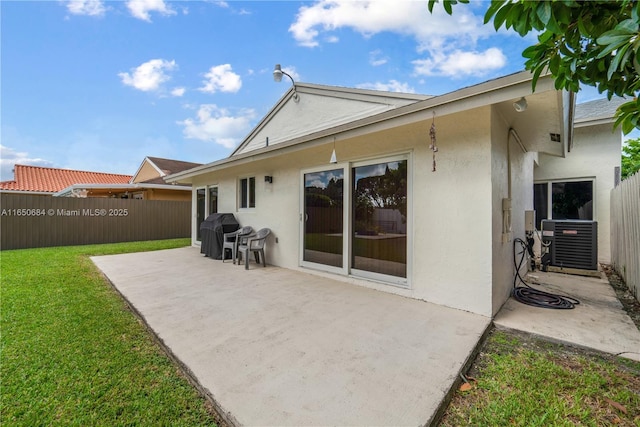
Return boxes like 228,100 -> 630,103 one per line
239,177 -> 255,209
533,180 -> 593,228
551,181 -> 593,220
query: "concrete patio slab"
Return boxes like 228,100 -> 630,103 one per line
92,246 -> 490,426
494,270 -> 640,361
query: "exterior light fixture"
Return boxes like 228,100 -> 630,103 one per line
273,64 -> 299,102
513,97 -> 528,113
329,137 -> 337,164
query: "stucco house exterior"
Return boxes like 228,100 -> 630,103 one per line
166,71 -> 579,318
534,98 -> 624,264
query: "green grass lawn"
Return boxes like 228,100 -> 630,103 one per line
441,329 -> 640,426
1,239 -> 218,426
3,239 -> 639,426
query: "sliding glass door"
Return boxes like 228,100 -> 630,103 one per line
301,156 -> 408,286
352,159 -> 407,279
303,169 -> 344,268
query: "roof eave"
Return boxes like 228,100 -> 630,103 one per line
53,183 -> 192,197
166,70 -> 551,183
0,190 -> 54,195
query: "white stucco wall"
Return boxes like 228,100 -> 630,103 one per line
191,106 -> 498,316
490,109 -> 537,315
411,108 -> 494,316
534,122 -> 622,263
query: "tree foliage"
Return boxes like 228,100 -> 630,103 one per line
428,0 -> 640,134
622,137 -> 640,179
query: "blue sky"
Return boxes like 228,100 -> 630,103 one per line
0,0 -> 614,181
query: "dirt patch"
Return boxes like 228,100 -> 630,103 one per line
602,264 -> 640,331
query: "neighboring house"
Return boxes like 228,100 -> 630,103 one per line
534,98 -> 624,264
1,157 -> 201,201
0,164 -> 132,195
53,156 -> 201,201
166,71 -> 576,318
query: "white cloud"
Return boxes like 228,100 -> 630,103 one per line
126,0 -> 176,22
0,145 -> 54,181
289,0 -> 507,77
290,0 -> 486,48
369,49 -> 388,66
178,104 -> 256,148
65,0 -> 106,16
412,47 -> 507,77
357,80 -> 415,93
209,1 -> 229,8
118,59 -> 177,92
199,64 -> 242,94
171,87 -> 186,97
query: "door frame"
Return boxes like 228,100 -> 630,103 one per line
193,184 -> 219,246
299,152 -> 412,289
299,163 -> 351,275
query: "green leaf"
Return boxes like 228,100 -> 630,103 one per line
522,44 -> 542,60
615,18 -> 639,34
444,0 -> 452,15
493,2 -> 512,30
608,44 -> 630,79
484,0 -> 506,25
531,64 -> 546,92
577,16 -> 589,36
597,31 -> 634,48
536,2 -> 552,25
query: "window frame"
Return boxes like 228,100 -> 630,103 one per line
238,176 -> 256,210
533,178 -> 595,227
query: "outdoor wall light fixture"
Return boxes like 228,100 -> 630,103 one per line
329,137 -> 337,164
513,97 -> 528,113
264,176 -> 273,183
273,64 -> 300,102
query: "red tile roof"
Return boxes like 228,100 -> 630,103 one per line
0,164 -> 133,193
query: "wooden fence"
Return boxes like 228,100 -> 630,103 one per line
610,171 -> 639,300
1,193 -> 191,250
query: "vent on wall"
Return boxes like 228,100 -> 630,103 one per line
542,220 -> 598,270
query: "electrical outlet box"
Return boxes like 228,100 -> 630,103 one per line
525,210 -> 535,232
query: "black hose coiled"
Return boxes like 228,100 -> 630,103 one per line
512,238 -> 580,309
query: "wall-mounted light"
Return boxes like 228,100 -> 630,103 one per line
329,137 -> 337,164
264,176 -> 273,184
513,97 -> 528,113
273,64 -> 300,103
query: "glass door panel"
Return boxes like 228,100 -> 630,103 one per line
352,160 -> 407,278
303,169 -> 344,268
196,188 -> 206,242
208,186 -> 218,216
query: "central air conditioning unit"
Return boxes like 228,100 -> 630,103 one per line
541,220 -> 598,270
